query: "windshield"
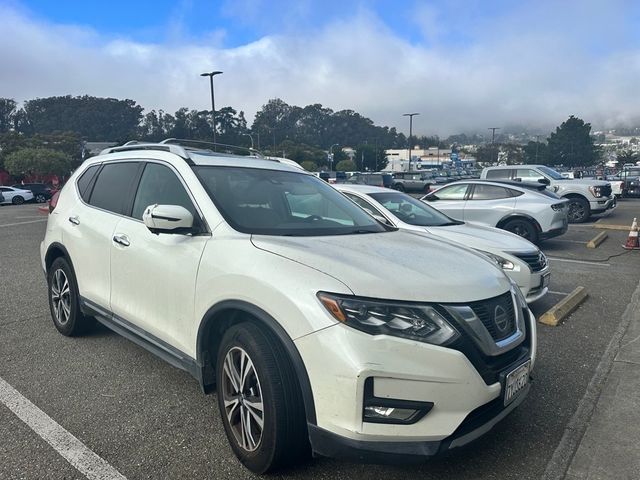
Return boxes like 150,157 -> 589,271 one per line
369,192 -> 461,227
538,166 -> 565,180
194,166 -> 386,236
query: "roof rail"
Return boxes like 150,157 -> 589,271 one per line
99,142 -> 192,162
159,138 -> 265,158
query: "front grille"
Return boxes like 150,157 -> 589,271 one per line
467,292 -> 516,342
601,184 -> 612,197
513,252 -> 547,272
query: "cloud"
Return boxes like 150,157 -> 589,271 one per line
1,1 -> 640,137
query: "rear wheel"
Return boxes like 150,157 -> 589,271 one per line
35,194 -> 46,203
12,196 -> 24,205
393,183 -> 405,192
502,218 -> 538,244
216,322 -> 308,473
566,197 -> 590,223
47,257 -> 94,336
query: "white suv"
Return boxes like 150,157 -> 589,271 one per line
40,141 -> 537,474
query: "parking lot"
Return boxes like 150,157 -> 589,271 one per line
1,200 -> 640,480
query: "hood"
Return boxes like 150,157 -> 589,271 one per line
251,230 -> 511,303
423,222 -> 538,253
556,179 -> 609,187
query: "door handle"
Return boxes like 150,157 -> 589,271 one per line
112,234 -> 130,247
68,216 -> 80,225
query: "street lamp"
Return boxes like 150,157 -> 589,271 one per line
329,143 -> 339,171
200,70 -> 223,144
403,113 -> 420,171
243,133 -> 255,149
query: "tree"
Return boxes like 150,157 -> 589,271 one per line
547,116 -> 599,167
523,141 -> 549,164
300,161 -> 318,171
0,98 -> 17,133
23,95 -> 143,141
616,149 -> 638,167
475,144 -> 500,165
5,148 -> 72,179
335,159 -> 357,171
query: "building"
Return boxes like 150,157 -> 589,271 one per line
383,147 -> 476,172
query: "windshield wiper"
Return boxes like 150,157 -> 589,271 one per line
435,221 -> 463,226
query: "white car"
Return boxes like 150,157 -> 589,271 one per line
41,141 -> 536,473
422,180 -> 569,244
335,184 -> 550,303
0,186 -> 34,205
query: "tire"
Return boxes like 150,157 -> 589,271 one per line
424,184 -> 432,194
36,194 -> 46,203
12,195 -> 24,205
393,183 -> 405,192
566,196 -> 590,223
47,257 -> 94,336
216,322 -> 308,474
502,218 -> 539,244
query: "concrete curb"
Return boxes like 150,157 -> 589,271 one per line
593,222 -> 631,231
539,287 -> 588,326
586,231 -> 608,248
542,279 -> 640,480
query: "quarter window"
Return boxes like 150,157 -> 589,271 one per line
88,162 -> 140,215
132,163 -> 196,220
76,165 -> 101,202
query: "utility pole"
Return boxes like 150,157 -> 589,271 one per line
200,71 -> 223,144
488,127 -> 500,144
403,113 -> 420,172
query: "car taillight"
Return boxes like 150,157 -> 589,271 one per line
49,191 -> 60,213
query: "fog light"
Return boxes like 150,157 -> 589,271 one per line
362,378 -> 434,424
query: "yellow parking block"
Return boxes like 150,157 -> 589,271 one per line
586,231 -> 608,249
539,287 -> 588,327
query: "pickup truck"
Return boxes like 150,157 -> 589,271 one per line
481,165 -> 615,223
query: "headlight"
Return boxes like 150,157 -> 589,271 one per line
482,251 -> 515,270
588,185 -> 603,198
317,292 -> 459,345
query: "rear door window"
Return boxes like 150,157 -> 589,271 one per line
470,185 -> 512,200
88,162 -> 140,215
516,169 -> 544,181
485,169 -> 511,180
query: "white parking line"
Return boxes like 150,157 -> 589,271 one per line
551,239 -> 586,244
0,376 -> 127,480
547,257 -> 610,267
0,219 -> 47,228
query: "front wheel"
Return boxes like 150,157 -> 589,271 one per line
47,257 -> 94,336
36,194 -> 47,203
216,323 -> 308,474
566,197 -> 590,223
502,218 -> 539,244
393,183 -> 405,192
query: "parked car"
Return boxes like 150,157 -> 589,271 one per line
12,183 -> 54,203
41,141 -> 536,473
0,190 -> 4,204
604,175 -> 625,197
611,167 -> 640,197
481,165 -> 615,223
421,180 -> 569,244
0,186 -> 35,205
336,184 -> 550,303
391,172 -> 432,193
346,172 -> 393,188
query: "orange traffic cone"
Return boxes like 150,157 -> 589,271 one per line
623,217 -> 640,250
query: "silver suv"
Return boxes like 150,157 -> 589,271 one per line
481,165 -> 615,223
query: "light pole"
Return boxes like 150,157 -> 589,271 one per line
200,71 -> 223,143
243,133 -> 255,149
329,143 -> 339,171
403,113 -> 420,172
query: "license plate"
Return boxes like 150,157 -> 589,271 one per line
541,273 -> 550,289
503,360 -> 530,406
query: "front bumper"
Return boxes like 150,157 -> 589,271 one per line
295,304 -> 536,460
308,382 -> 531,463
591,196 -> 616,214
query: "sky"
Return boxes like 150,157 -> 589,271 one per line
1,0 -> 640,136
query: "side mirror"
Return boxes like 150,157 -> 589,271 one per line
143,204 -> 195,235
538,178 -> 551,185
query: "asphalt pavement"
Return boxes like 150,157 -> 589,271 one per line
1,199 -> 640,480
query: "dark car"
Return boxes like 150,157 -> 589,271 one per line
346,173 -> 393,188
391,172 -> 433,193
12,183 -> 54,203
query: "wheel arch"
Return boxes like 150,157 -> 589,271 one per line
496,213 -> 542,232
45,242 -> 74,273
196,300 -> 317,425
562,192 -> 590,202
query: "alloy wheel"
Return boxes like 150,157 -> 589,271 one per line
51,268 -> 71,325
568,202 -> 585,222
221,347 -> 265,452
